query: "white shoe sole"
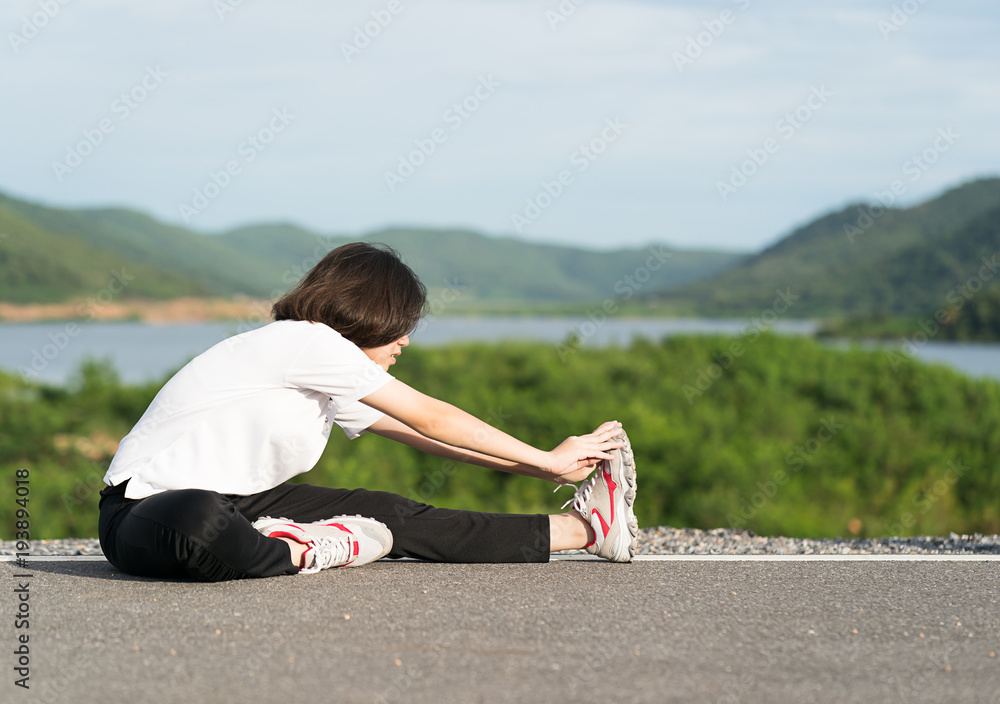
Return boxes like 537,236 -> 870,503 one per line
604,432 -> 639,562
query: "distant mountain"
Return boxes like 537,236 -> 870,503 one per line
350,228 -> 741,303
0,192 -> 741,306
873,201 -> 1000,311
0,198 -> 210,303
661,177 -> 1000,316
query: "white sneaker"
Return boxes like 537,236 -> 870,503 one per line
252,515 -> 393,572
561,429 -> 638,562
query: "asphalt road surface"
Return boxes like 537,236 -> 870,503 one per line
4,557 -> 998,704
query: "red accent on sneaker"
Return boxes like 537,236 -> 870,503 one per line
265,529 -> 309,545
590,466 -> 618,538
604,466 -> 618,506
592,509 -> 611,537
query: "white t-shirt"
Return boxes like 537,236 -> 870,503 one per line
104,320 -> 394,499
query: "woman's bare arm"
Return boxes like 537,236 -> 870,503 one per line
367,414 -> 555,480
360,379 -> 621,482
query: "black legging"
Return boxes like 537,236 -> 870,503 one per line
98,480 -> 551,582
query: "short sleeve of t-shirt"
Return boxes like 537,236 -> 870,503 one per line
285,324 -> 393,406
286,326 -> 391,440
332,400 -> 385,439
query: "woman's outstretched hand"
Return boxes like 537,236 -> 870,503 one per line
544,420 -> 624,484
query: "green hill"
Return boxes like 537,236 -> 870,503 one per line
6,177 -> 1000,315
0,191 -> 741,308
352,228 -> 740,304
0,202 -> 208,303
662,177 -> 1000,316
873,201 -> 1000,311
0,194 -> 284,298
818,204 -> 1000,341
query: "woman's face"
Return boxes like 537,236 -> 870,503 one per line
361,334 -> 410,371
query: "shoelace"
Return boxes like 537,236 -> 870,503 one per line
554,475 -> 598,513
307,534 -> 355,571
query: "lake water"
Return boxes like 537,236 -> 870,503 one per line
1,317 -> 998,386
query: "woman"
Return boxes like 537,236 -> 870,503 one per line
99,242 -> 637,581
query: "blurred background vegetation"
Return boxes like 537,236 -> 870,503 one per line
3,333 -> 998,541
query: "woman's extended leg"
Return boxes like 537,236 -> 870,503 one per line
228,483 -> 563,563
100,481 -> 599,578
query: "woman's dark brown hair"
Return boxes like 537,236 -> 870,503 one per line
271,242 -> 426,348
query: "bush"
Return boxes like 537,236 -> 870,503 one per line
3,337 -> 999,539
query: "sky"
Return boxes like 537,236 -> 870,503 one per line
3,0 -> 999,252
